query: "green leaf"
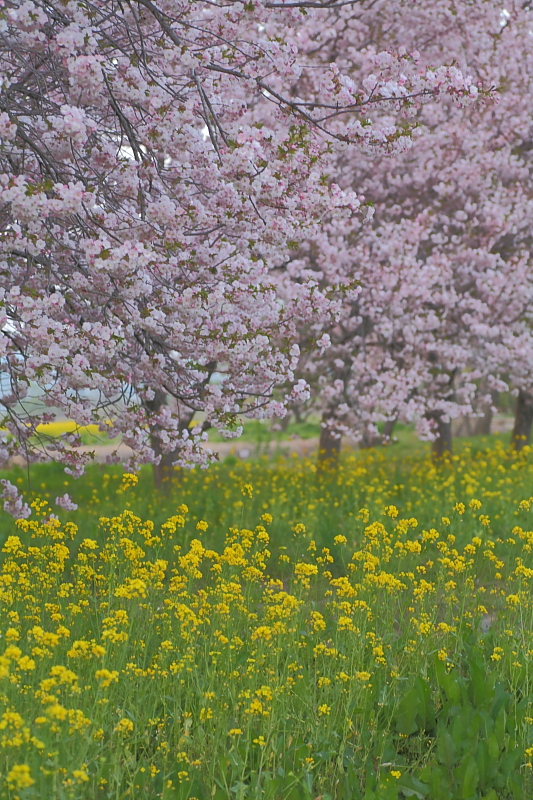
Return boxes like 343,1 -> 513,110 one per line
467,657 -> 493,708
396,774 -> 430,798
413,676 -> 435,732
475,739 -> 491,790
494,706 -> 506,749
451,708 -> 471,752
422,765 -> 453,800
457,753 -> 479,798
501,746 -> 523,779
490,682 -> 510,720
437,730 -> 457,771
487,732 -> 500,760
466,709 -> 483,741
374,775 -> 399,800
507,771 -> 525,800
394,687 -> 420,735
436,665 -> 461,704
263,776 -> 283,800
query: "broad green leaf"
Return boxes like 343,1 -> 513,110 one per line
396,774 -> 430,798
491,682 -> 510,721
437,730 -> 457,771
413,676 -> 435,732
494,706 -> 506,749
467,657 -> 491,707
394,687 -> 420,735
501,747 -> 523,779
487,732 -> 500,760
475,739 -> 490,790
457,753 -> 479,799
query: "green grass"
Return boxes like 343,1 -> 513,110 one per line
0,428 -> 516,551
207,418 -> 322,444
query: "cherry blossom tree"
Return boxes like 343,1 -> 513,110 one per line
0,0 -> 477,491
290,0 -> 533,461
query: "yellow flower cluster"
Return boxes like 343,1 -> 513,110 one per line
1,439 -> 533,796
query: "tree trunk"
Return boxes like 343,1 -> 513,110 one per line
360,419 -> 396,449
317,412 -> 341,472
383,418 -> 396,441
474,390 -> 497,436
473,407 -> 493,436
150,435 -> 183,492
453,415 -> 473,437
431,414 -> 452,460
511,389 -> 533,451
272,411 -> 292,433
146,389 -> 186,492
360,427 -> 378,450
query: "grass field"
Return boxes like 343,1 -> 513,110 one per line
2,435 -> 533,799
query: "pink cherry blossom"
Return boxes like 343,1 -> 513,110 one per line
55,494 -> 79,512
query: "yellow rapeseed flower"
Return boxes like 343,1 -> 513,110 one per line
7,764 -> 35,789
95,669 -> 119,688
114,718 -> 134,735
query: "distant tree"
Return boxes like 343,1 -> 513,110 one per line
288,0 -> 533,462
